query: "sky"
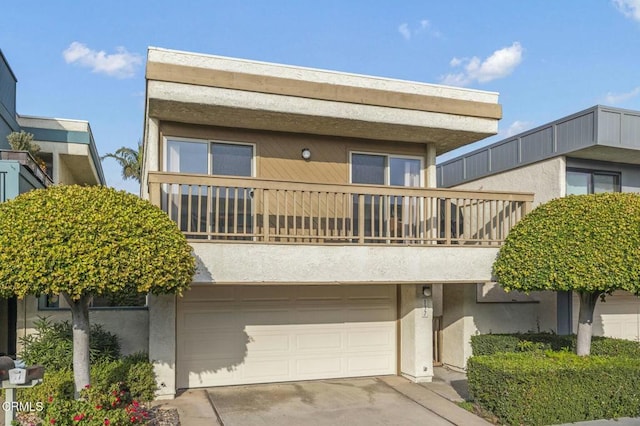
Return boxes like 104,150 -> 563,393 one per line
2,1 -> 640,193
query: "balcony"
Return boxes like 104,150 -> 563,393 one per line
148,172 -> 533,247
0,150 -> 53,188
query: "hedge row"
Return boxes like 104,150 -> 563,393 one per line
470,333 -> 640,357
468,352 -> 640,425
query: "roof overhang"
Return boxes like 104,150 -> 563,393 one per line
145,48 -> 502,154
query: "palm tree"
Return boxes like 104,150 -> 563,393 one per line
101,140 -> 143,183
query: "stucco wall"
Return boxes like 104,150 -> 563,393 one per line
439,157 -> 566,369
451,156 -> 565,207
442,284 -> 556,369
191,243 -> 499,284
16,296 -> 148,356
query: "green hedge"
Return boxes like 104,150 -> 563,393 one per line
18,353 -> 157,404
470,333 -> 640,357
468,352 -> 640,425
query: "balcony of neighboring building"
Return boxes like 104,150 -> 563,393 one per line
0,150 -> 53,202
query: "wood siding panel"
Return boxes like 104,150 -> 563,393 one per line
159,122 -> 426,185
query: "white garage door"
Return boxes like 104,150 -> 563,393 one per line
177,285 -> 397,389
572,291 -> 640,341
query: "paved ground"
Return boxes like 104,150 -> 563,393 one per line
155,370 -> 489,426
207,375 -> 488,426
152,367 -> 640,426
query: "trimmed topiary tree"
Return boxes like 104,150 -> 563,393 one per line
493,193 -> 640,356
0,185 -> 195,395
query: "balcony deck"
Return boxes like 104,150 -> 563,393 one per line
148,172 -> 533,247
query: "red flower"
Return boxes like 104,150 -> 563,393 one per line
84,384 -> 91,389
50,420 -> 56,425
73,413 -> 85,421
48,396 -> 54,403
104,420 -> 110,425
95,405 -> 102,410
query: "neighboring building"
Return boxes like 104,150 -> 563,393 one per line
438,105 -> 640,366
141,47 -> 534,398
0,50 -> 146,358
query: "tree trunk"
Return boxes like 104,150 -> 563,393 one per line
63,293 -> 91,397
576,291 -> 600,356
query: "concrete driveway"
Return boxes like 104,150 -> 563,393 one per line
205,376 -> 489,426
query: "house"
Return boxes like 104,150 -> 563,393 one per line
437,105 -> 640,367
0,49 -> 146,358
140,47 -> 534,398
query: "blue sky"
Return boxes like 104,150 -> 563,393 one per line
2,1 -> 640,193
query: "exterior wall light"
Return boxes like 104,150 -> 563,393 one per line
301,148 -> 311,161
422,285 -> 432,298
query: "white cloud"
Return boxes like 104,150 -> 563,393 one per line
500,120 -> 532,138
398,19 -> 441,40
613,0 -> 640,21
604,86 -> 640,104
441,42 -> 523,87
62,42 -> 142,78
398,23 -> 411,40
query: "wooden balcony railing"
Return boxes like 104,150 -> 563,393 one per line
148,172 -> 534,246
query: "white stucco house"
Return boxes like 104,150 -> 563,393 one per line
437,105 -> 640,364
140,47 -> 535,398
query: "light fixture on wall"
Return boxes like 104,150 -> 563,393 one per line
301,148 -> 311,161
422,285 -> 432,298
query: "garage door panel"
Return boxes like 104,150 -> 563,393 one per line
181,332 -> 249,360
346,306 -> 395,322
346,353 -> 395,374
295,356 -> 343,376
239,286 -> 292,302
177,285 -> 397,388
295,307 -> 344,324
244,332 -> 290,353
241,358 -> 290,379
181,310 -> 238,329
347,285 -> 395,300
241,309 -> 294,325
295,331 -> 343,351
295,286 -> 343,301
347,328 -> 395,349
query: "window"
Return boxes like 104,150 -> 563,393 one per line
566,169 -> 620,195
164,139 -> 255,238
39,293 -> 147,309
350,153 -> 423,241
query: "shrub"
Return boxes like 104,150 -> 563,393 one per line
468,352 -> 640,425
19,316 -> 120,370
471,333 -> 640,357
18,355 -> 156,424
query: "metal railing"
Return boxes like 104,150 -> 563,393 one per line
0,150 -> 53,187
148,172 -> 533,246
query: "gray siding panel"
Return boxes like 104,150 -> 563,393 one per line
440,158 -> 464,187
621,112 -> 640,148
521,126 -> 554,160
0,57 -> 16,116
490,139 -> 519,173
464,150 -> 489,181
556,112 -> 595,153
599,110 -> 622,145
437,106 -> 640,188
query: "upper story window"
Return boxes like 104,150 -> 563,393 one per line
351,153 -> 422,187
566,168 -> 620,195
165,139 -> 254,176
